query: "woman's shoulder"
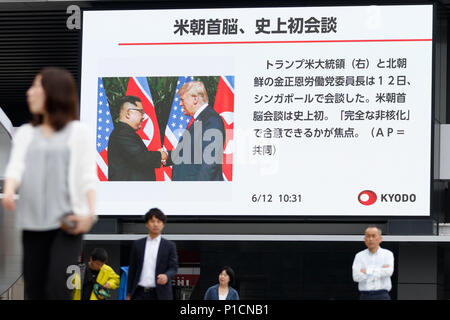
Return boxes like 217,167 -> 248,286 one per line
205,284 -> 219,294
229,286 -> 239,299
15,123 -> 34,133
68,120 -> 89,131
67,120 -> 94,139
13,123 -> 34,140
204,284 -> 219,300
207,284 -> 219,291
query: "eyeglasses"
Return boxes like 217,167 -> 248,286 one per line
128,108 -> 145,116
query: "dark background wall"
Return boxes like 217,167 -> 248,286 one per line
93,239 -> 399,300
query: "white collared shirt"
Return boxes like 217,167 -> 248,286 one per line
160,103 -> 208,156
352,247 -> 394,292
193,103 -> 208,120
138,235 -> 161,288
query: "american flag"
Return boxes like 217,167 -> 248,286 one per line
96,78 -> 113,181
213,76 -> 234,181
162,76 -> 195,180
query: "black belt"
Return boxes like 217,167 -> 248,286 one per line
360,290 -> 388,295
138,286 -> 156,293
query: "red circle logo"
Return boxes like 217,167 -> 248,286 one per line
358,190 -> 377,206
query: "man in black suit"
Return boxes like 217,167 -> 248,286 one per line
107,95 -> 167,181
126,208 -> 178,300
163,81 -> 225,181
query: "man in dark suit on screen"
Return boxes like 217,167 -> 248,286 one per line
107,95 -> 167,181
126,208 -> 178,300
162,81 -> 225,181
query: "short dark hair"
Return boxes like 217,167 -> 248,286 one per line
116,95 -> 141,112
90,248 -> 108,263
31,67 -> 78,131
144,208 -> 167,224
219,266 -> 235,286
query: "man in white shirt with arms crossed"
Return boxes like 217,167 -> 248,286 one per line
352,226 -> 394,300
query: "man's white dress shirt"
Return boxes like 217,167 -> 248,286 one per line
138,235 -> 161,288
193,103 -> 208,120
352,247 -> 394,292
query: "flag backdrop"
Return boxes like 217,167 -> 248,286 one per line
96,77 -> 163,181
213,76 -> 234,181
126,77 -> 164,181
162,76 -> 195,180
96,78 -> 113,181
96,76 -> 233,182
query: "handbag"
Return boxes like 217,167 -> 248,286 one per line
93,283 -> 111,300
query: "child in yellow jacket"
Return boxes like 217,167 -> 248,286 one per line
73,248 -> 120,300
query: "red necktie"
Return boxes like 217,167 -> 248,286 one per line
186,118 -> 194,129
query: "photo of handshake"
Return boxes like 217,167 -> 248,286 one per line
158,148 -> 168,165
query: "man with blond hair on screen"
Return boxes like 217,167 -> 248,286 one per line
162,81 -> 225,181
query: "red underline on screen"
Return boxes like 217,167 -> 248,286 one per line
118,38 -> 432,46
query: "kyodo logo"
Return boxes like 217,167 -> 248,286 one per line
381,193 -> 416,203
358,190 -> 417,205
358,190 -> 377,206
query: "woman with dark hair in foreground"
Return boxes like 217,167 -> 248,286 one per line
2,67 -> 98,299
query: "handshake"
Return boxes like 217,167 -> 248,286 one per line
158,148 -> 168,165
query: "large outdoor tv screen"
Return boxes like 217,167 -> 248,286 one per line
80,5 -> 433,216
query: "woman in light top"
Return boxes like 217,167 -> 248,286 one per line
2,67 -> 98,299
204,266 -> 239,300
